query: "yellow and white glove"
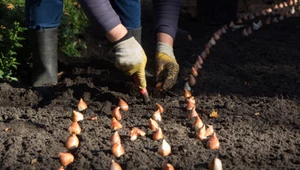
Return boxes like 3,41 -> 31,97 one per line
112,37 -> 147,89
155,42 -> 179,90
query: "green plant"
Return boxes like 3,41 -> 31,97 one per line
59,0 -> 89,57
0,2 -> 27,81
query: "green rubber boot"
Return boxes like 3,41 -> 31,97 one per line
29,27 -> 58,87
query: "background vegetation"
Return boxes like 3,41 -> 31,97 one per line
0,0 -> 89,82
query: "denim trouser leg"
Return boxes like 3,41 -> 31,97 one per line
25,0 -> 63,29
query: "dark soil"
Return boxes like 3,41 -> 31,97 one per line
1,2 -> 300,170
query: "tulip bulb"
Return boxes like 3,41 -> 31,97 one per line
130,127 -> 146,141
197,55 -> 204,64
193,116 -> 204,130
111,142 -> 125,157
110,160 -> 122,170
216,29 -> 222,36
188,74 -> 196,86
229,21 -> 234,27
78,98 -> 88,111
119,99 -> 129,111
112,106 -> 122,120
58,152 -> 74,166
68,121 -> 81,135
111,117 -> 122,130
66,134 -> 79,150
149,118 -> 159,130
191,67 -> 198,77
221,27 -> 226,34
111,131 -> 121,144
184,89 -> 192,99
213,33 -> 220,40
247,27 -> 252,35
236,18 -> 242,24
188,107 -> 198,119
206,132 -> 220,149
204,47 -> 210,55
209,158 -> 223,170
155,103 -> 164,113
209,37 -> 216,45
186,96 -> 195,111
72,110 -> 84,122
153,127 -> 164,140
184,82 -> 191,92
195,124 -> 207,140
57,166 -> 65,170
162,163 -> 175,170
152,109 -> 162,121
201,51 -> 207,59
279,3 -> 284,8
158,139 -> 171,156
205,125 -> 214,137
242,29 -> 248,36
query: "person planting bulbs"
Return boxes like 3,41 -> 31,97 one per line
25,0 -> 185,102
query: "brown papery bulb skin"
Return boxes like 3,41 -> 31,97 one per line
205,125 -> 214,137
152,109 -> 162,122
193,116 -> 204,130
119,99 -> 129,111
66,134 -> 79,150
209,158 -> 223,170
58,152 -> 74,166
68,121 -> 81,135
149,118 -> 159,130
186,96 -> 195,111
188,74 -> 196,86
112,142 -> 125,157
130,127 -> 146,141
158,139 -> 171,156
111,131 -> 121,144
111,160 -> 122,170
78,98 -> 88,111
112,106 -> 122,120
155,103 -> 164,113
72,110 -> 84,122
188,107 -> 199,119
111,117 -> 122,130
153,127 -> 164,140
206,132 -> 220,149
195,124 -> 207,140
162,163 -> 175,170
184,89 -> 192,99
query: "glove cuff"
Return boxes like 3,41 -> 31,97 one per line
156,42 -> 175,59
111,31 -> 132,46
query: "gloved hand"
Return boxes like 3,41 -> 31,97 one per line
112,37 -> 147,89
155,42 -> 179,90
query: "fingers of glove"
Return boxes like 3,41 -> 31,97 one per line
133,54 -> 147,89
161,63 -> 179,90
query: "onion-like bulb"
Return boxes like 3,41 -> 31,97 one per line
57,166 -> 65,170
186,96 -> 195,111
130,127 -> 146,141
72,110 -> 84,122
58,152 -> 74,166
188,107 -> 198,119
184,89 -> 192,99
162,163 -> 175,170
111,117 -> 122,130
205,125 -> 214,137
78,98 -> 87,111
65,134 -> 79,150
152,109 -> 162,122
195,124 -> 207,140
188,74 -> 196,86
206,132 -> 220,149
110,160 -> 122,170
112,106 -> 122,120
68,121 -> 81,135
191,67 -> 198,77
149,118 -> 159,130
193,116 -> 204,130
209,158 -> 223,170
155,103 -> 164,113
153,127 -> 164,140
119,99 -> 128,111
111,141 -> 125,157
111,131 -> 121,144
158,139 -> 171,156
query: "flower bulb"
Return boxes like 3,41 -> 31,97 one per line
78,98 -> 87,111
193,116 -> 204,130
188,74 -> 196,86
162,163 -> 175,170
112,141 -> 125,157
149,118 -> 159,130
110,160 -> 122,170
152,109 -> 162,122
111,117 -> 122,130
58,152 -> 74,166
186,96 -> 195,111
72,110 -> 84,122
119,99 -> 128,111
111,131 -> 121,144
112,106 -> 122,120
184,89 -> 192,99
195,124 -> 207,140
205,125 -> 214,137
188,107 -> 198,119
68,121 -> 81,135
155,103 -> 164,113
158,139 -> 171,156
209,158 -> 222,170
206,132 -> 220,149
65,134 -> 79,150
130,127 -> 146,141
153,127 -> 164,140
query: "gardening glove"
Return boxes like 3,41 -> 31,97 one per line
155,42 -> 179,90
112,37 -> 147,89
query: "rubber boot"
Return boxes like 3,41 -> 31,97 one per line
128,27 -> 142,45
29,27 -> 58,87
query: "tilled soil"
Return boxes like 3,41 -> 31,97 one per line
1,2 -> 300,170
